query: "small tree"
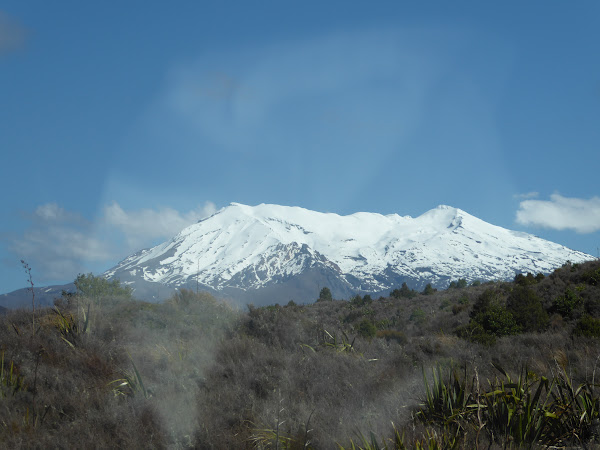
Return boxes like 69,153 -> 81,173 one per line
551,288 -> 583,318
475,302 -> 520,337
74,273 -> 133,302
535,272 -> 545,283
422,283 -> 436,295
506,286 -> 548,332
390,282 -> 417,299
351,294 -> 373,307
573,315 -> 600,337
350,294 -> 363,306
515,273 -> 538,286
409,308 -> 427,325
317,287 -> 332,302
357,318 -> 376,339
470,288 -> 499,319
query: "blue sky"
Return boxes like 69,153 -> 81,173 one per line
1,1 -> 599,293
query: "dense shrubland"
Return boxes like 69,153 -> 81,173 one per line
1,260 -> 600,448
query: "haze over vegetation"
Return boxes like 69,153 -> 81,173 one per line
2,259 -> 600,447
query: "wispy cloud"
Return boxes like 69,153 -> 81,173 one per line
8,201 -> 216,282
514,191 -> 539,200
516,193 -> 600,233
31,203 -> 87,224
103,202 -> 216,249
156,28 -> 459,158
0,11 -> 28,54
11,228 -> 113,281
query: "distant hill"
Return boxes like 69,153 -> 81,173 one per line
0,284 -> 75,310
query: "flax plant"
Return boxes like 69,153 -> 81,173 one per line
0,351 -> 26,398
413,362 -> 600,447
109,353 -> 149,398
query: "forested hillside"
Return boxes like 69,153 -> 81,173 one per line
1,260 -> 600,448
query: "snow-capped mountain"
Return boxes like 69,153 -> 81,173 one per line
104,203 -> 594,304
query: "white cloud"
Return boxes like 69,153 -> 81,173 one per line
102,201 -> 216,248
516,193 -> 600,233
9,201 -> 217,282
11,227 -> 113,281
33,202 -> 86,224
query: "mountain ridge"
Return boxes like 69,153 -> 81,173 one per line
102,203 -> 594,305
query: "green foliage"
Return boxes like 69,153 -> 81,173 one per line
109,353 -> 149,398
457,295 -> 469,305
464,289 -> 520,341
552,288 -> 583,318
351,294 -> 373,307
410,308 -> 427,325
455,321 -> 497,345
417,365 -> 472,431
167,288 -> 219,309
439,299 -> 451,310
514,272 -> 539,286
470,280 -> 481,287
357,318 -> 377,339
0,352 -> 26,399
448,279 -> 467,289
52,305 -> 89,348
572,315 -> 600,337
474,302 -> 520,337
318,329 -> 356,352
451,303 -> 468,316
343,309 -> 365,323
581,266 -> 600,286
375,329 -> 406,344
506,286 -> 548,332
318,286 -> 333,302
342,425 -> 456,450
375,319 -> 390,329
422,283 -> 436,295
535,272 -> 545,282
470,288 -> 499,319
585,296 -> 600,317
74,273 -> 132,301
416,363 -> 600,448
390,282 -> 417,299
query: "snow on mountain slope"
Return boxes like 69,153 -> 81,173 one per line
104,203 -> 594,296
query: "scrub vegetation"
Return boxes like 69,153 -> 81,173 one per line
1,259 -> 600,448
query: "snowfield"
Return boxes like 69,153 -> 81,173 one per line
104,203 -> 593,294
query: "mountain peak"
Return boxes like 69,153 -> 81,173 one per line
104,203 -> 594,304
